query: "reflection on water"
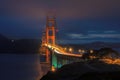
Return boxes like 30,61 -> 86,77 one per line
0,54 -> 42,80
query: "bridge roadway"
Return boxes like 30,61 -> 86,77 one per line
45,44 -> 82,58
41,16 -> 84,70
44,44 -> 83,68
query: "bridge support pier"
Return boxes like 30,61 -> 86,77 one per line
51,52 -> 58,68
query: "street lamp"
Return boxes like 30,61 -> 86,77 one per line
90,50 -> 94,54
64,47 -> 67,51
78,49 -> 82,53
51,65 -> 56,72
69,47 -> 73,53
82,49 -> 85,53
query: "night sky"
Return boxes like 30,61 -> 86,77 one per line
0,0 -> 120,44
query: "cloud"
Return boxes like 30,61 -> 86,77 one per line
57,38 -> 120,44
68,33 -> 120,39
68,34 -> 90,39
88,30 -> 118,34
103,30 -> 117,33
90,34 -> 120,38
57,39 -> 96,44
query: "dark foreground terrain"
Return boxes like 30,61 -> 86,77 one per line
41,60 -> 120,80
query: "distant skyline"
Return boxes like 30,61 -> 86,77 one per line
0,0 -> 120,44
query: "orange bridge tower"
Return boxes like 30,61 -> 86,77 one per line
46,16 -> 56,45
41,16 -> 56,63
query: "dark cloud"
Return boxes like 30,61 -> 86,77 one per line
0,0 -> 120,19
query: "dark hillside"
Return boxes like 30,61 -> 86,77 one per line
0,34 -> 41,53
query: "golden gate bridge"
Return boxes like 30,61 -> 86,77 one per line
40,16 -> 83,71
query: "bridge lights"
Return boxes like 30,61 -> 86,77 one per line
51,47 -> 54,50
48,45 -> 52,48
78,49 -> 82,53
51,65 -> 56,72
78,49 -> 86,54
82,50 -> 85,53
44,44 -> 47,46
64,47 -> 67,51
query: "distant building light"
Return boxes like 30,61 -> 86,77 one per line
11,40 -> 14,43
90,50 -> 94,54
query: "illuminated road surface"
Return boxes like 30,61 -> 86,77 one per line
45,44 -> 82,58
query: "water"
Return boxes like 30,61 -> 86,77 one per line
0,54 -> 42,80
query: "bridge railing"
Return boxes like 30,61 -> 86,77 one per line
54,45 -> 65,51
44,43 -> 65,52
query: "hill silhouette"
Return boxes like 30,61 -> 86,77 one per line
0,34 -> 41,53
41,60 -> 120,80
0,34 -> 12,53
